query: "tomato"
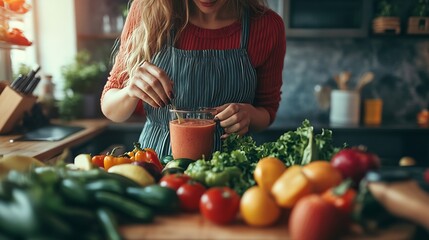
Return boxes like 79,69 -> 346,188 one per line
0,1 -> 4,7
253,157 -> 286,193
91,155 -> 105,168
159,173 -> 191,191
177,181 -> 206,212
289,194 -> 347,240
200,187 -> 240,225
240,186 -> 281,227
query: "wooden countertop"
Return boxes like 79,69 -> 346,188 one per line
0,119 -> 110,161
120,213 -> 416,240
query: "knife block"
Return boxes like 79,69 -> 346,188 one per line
0,86 -> 37,134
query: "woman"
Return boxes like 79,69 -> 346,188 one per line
101,0 -> 286,157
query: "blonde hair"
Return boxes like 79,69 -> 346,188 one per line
122,0 -> 266,79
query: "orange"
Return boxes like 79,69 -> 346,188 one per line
302,160 -> 343,193
240,186 -> 281,227
254,157 -> 286,193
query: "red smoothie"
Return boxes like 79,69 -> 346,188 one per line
169,119 -> 216,160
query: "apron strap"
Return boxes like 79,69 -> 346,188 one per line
240,7 -> 250,50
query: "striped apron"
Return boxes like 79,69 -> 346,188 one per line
139,9 -> 257,158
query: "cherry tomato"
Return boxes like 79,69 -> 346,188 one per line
200,187 -> 240,225
91,155 -> 105,168
177,181 -> 206,212
159,173 -> 191,191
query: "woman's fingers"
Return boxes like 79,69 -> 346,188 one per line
216,103 -> 251,137
129,62 -> 173,108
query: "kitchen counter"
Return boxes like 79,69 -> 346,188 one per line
0,119 -> 110,161
120,213 -> 417,240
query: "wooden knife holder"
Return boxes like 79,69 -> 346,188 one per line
0,86 -> 37,134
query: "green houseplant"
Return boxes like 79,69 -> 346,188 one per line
408,0 -> 429,34
59,51 -> 106,120
373,0 -> 401,35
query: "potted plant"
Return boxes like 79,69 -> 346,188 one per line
373,0 -> 401,35
59,51 -> 106,120
408,0 -> 429,34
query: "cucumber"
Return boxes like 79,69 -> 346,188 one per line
85,179 -> 124,195
94,191 -> 154,223
59,178 -> 91,205
162,158 -> 194,175
126,184 -> 180,212
164,158 -> 194,170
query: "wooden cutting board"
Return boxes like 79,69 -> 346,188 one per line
120,213 -> 415,240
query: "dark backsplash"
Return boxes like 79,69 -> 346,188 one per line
276,38 -> 429,124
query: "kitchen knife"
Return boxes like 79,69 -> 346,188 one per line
10,74 -> 24,90
17,65 -> 41,93
24,76 -> 41,94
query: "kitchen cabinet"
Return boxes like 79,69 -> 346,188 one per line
270,0 -> 429,38
74,0 -> 128,63
268,0 -> 372,38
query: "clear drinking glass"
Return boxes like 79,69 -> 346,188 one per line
169,108 -> 216,160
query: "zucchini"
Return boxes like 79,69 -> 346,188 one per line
94,191 -> 154,223
96,207 -> 123,240
59,178 -> 91,205
85,179 -> 124,195
126,184 -> 180,212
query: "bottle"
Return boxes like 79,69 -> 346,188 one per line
38,74 -> 55,118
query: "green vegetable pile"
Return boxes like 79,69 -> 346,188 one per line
185,120 -> 344,195
0,165 -> 179,239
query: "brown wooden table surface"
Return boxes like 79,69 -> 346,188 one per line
120,213 -> 415,240
0,119 -> 110,161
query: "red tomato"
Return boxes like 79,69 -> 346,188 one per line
159,173 -> 191,191
177,181 -> 206,212
289,194 -> 347,240
0,1 -> 4,7
91,155 -> 105,168
200,187 -> 240,225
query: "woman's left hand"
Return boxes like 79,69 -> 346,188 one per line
215,103 -> 252,138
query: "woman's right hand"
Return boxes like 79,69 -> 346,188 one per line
126,61 -> 174,108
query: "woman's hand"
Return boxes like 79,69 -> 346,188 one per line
126,61 -> 174,108
215,103 -> 252,138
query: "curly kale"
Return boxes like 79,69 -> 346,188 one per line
185,120 -> 344,195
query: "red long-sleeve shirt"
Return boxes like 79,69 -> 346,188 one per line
103,3 -> 286,123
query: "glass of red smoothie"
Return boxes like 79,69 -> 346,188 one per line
169,108 -> 216,160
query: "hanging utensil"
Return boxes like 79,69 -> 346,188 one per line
356,72 -> 374,92
339,71 -> 351,90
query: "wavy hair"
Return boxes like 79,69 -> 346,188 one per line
121,0 -> 267,78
